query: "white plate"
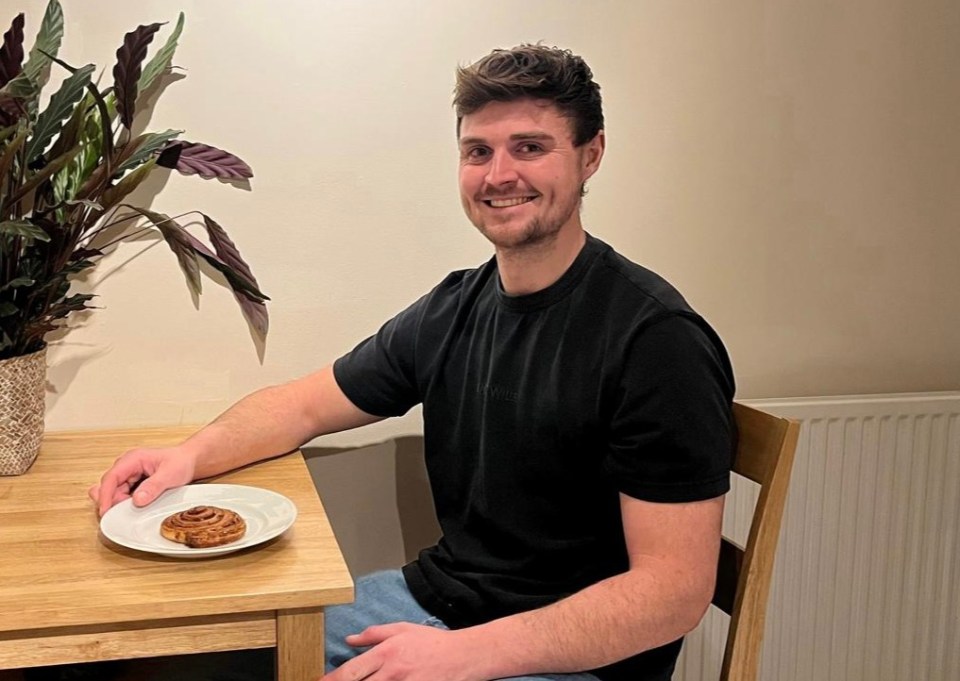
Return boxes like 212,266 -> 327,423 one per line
100,483 -> 298,558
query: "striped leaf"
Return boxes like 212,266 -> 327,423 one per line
3,144 -> 80,211
22,0 -> 63,91
0,13 -> 25,89
202,214 -> 268,337
0,276 -> 34,292
99,157 -> 156,213
0,219 -> 49,242
126,206 -> 201,295
160,141 -> 253,180
113,23 -> 161,130
0,70 -> 37,100
0,124 -> 27,190
138,13 -> 184,94
24,62 -> 93,163
115,128 -> 182,174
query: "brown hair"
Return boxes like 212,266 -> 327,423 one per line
454,44 -> 604,146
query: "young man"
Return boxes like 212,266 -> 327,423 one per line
91,45 -> 735,681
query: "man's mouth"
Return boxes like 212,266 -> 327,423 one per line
483,196 -> 537,208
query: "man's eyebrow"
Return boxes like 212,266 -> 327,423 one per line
458,132 -> 556,147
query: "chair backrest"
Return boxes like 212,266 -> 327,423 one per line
713,402 -> 800,681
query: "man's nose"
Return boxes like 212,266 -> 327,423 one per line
484,151 -> 519,186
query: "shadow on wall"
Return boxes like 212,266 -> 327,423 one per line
303,436 -> 440,577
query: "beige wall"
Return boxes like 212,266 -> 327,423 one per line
26,0 -> 958,438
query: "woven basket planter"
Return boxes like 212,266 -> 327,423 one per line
0,346 -> 46,476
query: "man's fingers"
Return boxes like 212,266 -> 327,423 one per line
94,456 -> 148,515
325,651 -> 382,681
129,475 -> 171,507
346,623 -> 410,647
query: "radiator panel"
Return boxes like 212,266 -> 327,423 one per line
674,393 -> 960,681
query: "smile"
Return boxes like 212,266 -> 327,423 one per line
484,196 -> 536,208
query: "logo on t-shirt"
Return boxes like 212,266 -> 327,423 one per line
476,383 -> 519,403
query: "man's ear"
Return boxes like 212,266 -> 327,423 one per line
581,130 -> 605,181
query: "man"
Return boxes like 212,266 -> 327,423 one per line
91,44 -> 735,681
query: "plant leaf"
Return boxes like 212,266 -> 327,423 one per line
200,214 -> 265,296
113,23 -> 162,130
2,143 -> 79,210
153,215 -> 270,337
0,121 -> 18,141
46,54 -> 115,189
0,94 -> 20,127
0,276 -> 34,292
115,128 -> 182,174
182,219 -> 269,338
189,234 -> 269,337
160,141 -> 253,180
124,206 -> 201,295
0,218 -> 49,241
138,13 -> 184,94
46,292 -> 95,319
99,157 -> 156,213
0,301 -> 17,318
0,123 -> 27,193
0,71 -> 37,100
21,0 -> 63,91
0,13 -> 25,89
25,62 -> 94,163
45,85 -> 91,162
64,198 -> 101,210
177,228 -> 268,302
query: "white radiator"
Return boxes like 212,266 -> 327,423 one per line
675,392 -> 960,681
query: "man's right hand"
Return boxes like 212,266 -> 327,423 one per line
88,446 -> 197,517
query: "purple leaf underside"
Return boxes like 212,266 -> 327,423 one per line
163,141 -> 253,180
0,13 -> 25,88
112,22 -> 161,129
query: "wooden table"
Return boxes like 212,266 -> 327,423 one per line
0,427 -> 354,681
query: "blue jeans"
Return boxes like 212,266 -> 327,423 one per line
94,569 -> 600,681
326,570 -> 600,681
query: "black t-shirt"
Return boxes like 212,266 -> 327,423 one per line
333,234 -> 736,681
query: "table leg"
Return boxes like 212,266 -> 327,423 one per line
276,608 -> 325,681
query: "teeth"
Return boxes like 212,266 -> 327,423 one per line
489,197 -> 532,208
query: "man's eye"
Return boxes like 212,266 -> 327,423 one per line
465,147 -> 490,161
518,143 -> 543,154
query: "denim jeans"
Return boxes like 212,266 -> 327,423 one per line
325,570 -> 600,681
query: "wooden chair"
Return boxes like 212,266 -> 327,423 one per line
712,402 -> 800,681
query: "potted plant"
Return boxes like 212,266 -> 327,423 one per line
0,0 -> 268,475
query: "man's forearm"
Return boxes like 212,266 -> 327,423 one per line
180,384 -> 309,479
465,559 -> 711,679
182,365 -> 380,480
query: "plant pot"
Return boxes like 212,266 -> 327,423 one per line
0,346 -> 46,476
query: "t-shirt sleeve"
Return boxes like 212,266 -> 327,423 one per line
332,294 -> 428,418
603,313 -> 736,503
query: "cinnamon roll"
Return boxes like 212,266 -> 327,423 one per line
161,505 -> 247,548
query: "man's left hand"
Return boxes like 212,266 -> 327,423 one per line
319,622 -> 480,681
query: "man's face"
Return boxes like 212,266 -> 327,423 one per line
458,99 -> 603,250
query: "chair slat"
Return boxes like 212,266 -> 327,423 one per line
730,403 -> 790,484
716,403 -> 800,681
713,538 -> 744,615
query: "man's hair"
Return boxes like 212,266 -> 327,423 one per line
454,44 -> 604,146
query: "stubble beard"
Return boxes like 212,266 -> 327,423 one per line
470,195 -> 581,252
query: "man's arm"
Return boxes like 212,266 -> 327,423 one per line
185,364 -> 381,478
326,493 -> 723,681
478,493 -> 723,674
91,364 -> 382,515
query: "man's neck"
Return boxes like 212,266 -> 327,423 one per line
496,227 -> 587,296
